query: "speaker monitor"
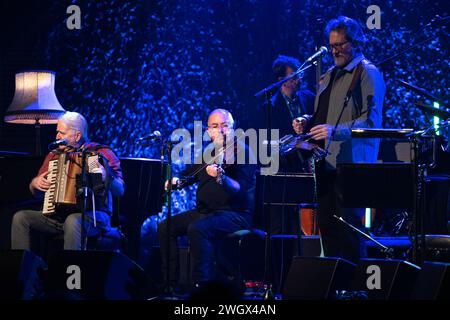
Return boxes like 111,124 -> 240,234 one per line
46,250 -> 148,300
282,256 -> 356,300
412,262 -> 450,300
352,258 -> 420,300
0,250 -> 47,300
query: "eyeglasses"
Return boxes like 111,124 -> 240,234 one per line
329,40 -> 349,50
208,123 -> 231,130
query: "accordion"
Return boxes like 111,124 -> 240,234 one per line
42,152 -> 101,216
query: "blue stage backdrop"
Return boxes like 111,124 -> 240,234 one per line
43,0 -> 448,220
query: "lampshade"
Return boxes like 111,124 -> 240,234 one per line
4,71 -> 66,124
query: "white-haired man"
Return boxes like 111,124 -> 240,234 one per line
11,112 -> 125,250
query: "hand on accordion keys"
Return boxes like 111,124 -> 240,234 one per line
30,170 -> 51,193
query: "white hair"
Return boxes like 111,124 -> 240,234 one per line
59,112 -> 89,140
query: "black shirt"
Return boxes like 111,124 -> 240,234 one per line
308,69 -> 337,148
181,147 -> 257,214
270,88 -> 316,138
263,89 -> 316,173
311,68 -> 337,127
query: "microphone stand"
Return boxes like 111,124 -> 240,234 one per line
135,136 -> 173,293
412,133 -> 425,265
255,64 -> 314,98
405,127 -> 437,265
264,89 -> 274,296
79,146 -> 89,251
162,138 -> 175,294
313,18 -> 324,94
333,215 -> 395,258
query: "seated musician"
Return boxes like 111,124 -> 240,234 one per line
11,111 -> 125,251
157,109 -> 257,293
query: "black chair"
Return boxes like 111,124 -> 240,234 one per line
185,228 -> 267,290
37,199 -> 127,262
84,226 -> 126,251
39,225 -> 126,262
183,173 -> 315,291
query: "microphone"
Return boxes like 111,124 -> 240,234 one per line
48,138 -> 68,150
137,130 -> 162,142
306,46 -> 328,63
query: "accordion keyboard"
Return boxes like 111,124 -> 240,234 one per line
42,159 -> 59,215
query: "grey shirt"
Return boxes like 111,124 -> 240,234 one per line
311,53 -> 386,169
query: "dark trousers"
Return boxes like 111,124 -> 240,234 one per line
157,209 -> 252,287
316,167 -> 367,262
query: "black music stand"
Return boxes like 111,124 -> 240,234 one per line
336,163 -> 415,210
79,149 -> 89,251
114,157 -> 166,260
256,172 -> 315,292
340,128 -> 430,264
336,163 -> 415,258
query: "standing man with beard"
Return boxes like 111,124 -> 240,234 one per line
297,16 -> 385,261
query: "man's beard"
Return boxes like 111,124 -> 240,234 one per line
334,49 -> 354,68
333,55 -> 347,67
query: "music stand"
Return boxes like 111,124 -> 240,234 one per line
256,172 -> 315,292
339,128 -> 430,264
336,163 -> 415,210
113,157 -> 166,260
336,162 -> 415,258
